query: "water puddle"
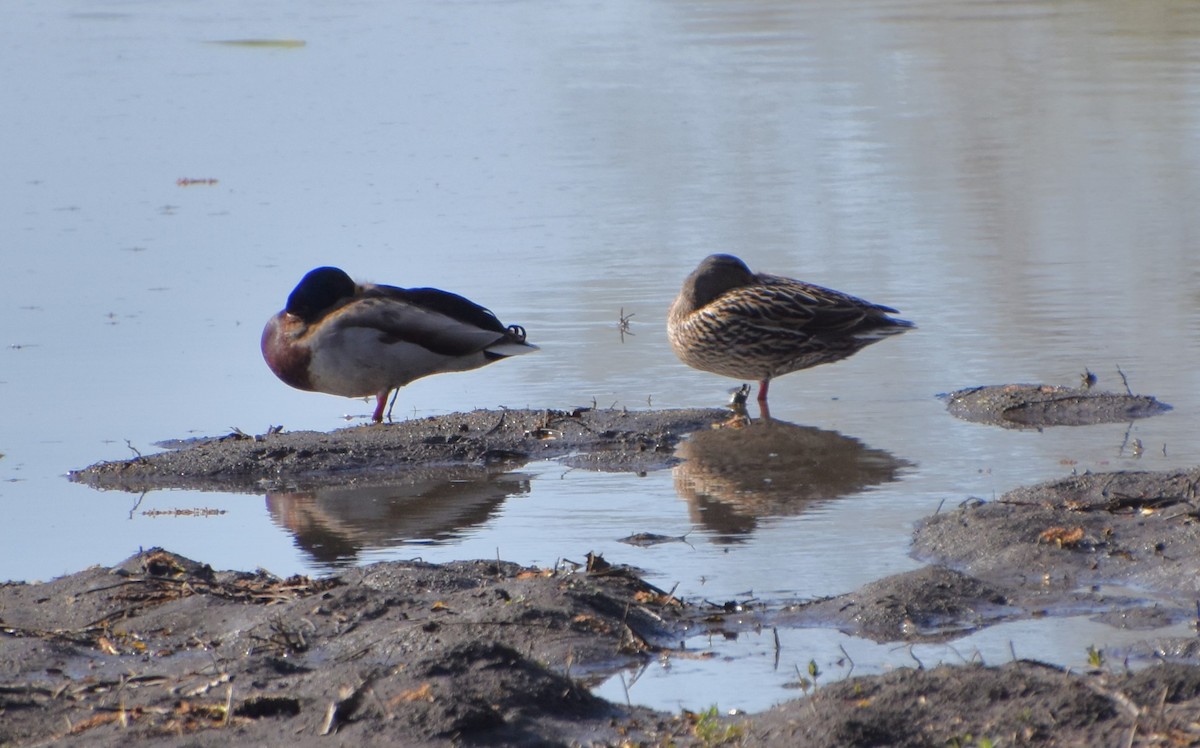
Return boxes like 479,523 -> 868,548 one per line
595,616 -> 1199,713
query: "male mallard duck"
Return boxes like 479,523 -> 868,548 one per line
668,254 -> 912,403
262,267 -> 537,422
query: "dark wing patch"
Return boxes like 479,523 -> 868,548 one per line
366,285 -> 508,334
327,296 -> 507,358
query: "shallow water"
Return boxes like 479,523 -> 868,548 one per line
3,0 -> 1200,713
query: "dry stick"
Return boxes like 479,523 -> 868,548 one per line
619,672 -> 631,708
1118,421 -> 1136,456
906,645 -> 924,670
1116,364 -> 1133,395
838,643 -> 855,677
320,671 -> 380,736
660,581 -> 681,611
222,682 -> 234,727
625,658 -> 651,689
127,491 -> 148,519
484,408 -> 507,435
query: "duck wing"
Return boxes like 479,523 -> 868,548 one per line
368,285 -> 510,334
330,290 -> 516,357
719,275 -> 902,339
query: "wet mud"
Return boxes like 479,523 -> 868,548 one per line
69,408 -> 731,493
911,468 -> 1200,645
943,383 -> 1171,428
21,406 -> 1200,745
0,548 -> 687,746
768,469 -> 1200,644
6,545 -> 1200,746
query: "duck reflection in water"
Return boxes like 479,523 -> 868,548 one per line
266,468 -> 531,569
674,414 -> 912,542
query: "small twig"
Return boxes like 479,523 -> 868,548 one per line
485,409 -> 507,436
321,672 -> 380,735
838,643 -> 855,677
1116,364 -> 1132,395
127,491 -> 148,520
1118,421 -> 1135,456
660,582 -> 680,611
906,645 -> 924,670
617,308 -> 635,342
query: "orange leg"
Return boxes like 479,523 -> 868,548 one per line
372,390 -> 390,423
757,379 -> 770,402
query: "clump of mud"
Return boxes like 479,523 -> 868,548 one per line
943,383 -> 1170,428
6,548 -> 1200,746
912,468 -> 1200,620
0,548 -> 686,746
69,408 -> 729,492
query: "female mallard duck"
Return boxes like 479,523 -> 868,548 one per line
262,267 -> 537,423
668,254 -> 912,403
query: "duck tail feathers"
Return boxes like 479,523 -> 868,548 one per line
484,339 -> 539,359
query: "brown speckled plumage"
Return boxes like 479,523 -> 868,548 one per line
668,254 -> 912,402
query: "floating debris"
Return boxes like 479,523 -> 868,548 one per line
209,39 -> 306,48
618,532 -> 691,547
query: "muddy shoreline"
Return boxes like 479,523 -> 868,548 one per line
12,401 -> 1200,745
6,537 -> 1200,747
70,408 -> 732,493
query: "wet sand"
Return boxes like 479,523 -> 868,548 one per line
10,398 -> 1199,746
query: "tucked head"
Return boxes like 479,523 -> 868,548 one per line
684,253 -> 756,308
285,266 -> 358,322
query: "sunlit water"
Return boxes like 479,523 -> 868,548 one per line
3,0 -> 1200,713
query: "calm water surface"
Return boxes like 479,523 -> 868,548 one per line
3,0 -> 1200,712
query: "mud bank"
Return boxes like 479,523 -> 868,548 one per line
943,383 -> 1170,428
69,408 -> 731,493
6,548 -> 1200,747
772,469 -> 1200,644
45,407 -> 1200,745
